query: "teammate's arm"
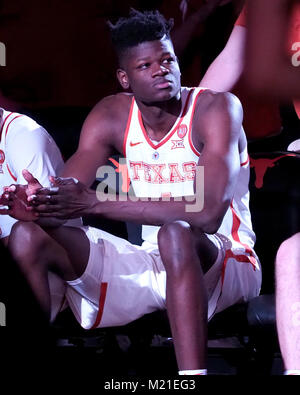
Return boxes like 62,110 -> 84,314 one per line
245,0 -> 300,99
199,25 -> 246,91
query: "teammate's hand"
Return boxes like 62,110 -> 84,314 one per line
28,176 -> 94,219
22,169 -> 44,197
0,169 -> 43,221
0,186 -> 39,221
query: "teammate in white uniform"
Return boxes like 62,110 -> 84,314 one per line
0,108 -> 81,320
0,108 -> 65,242
6,10 -> 261,375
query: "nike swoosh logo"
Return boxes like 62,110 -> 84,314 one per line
130,141 -> 143,147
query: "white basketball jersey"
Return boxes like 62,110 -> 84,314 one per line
0,108 -> 81,238
123,87 -> 257,263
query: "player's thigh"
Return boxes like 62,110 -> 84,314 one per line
191,226 -> 219,273
158,221 -> 219,274
45,226 -> 90,278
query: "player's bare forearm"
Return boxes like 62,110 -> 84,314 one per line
93,192 -> 221,232
89,153 -> 235,233
30,155 -> 232,234
35,187 -> 223,234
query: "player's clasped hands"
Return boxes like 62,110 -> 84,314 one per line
28,174 -> 92,219
0,169 -> 92,220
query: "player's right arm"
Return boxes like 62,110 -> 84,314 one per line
60,95 -> 125,187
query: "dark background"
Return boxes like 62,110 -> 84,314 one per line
0,0 -> 242,109
0,0 -> 244,159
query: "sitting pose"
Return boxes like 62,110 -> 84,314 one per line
4,9 -> 261,375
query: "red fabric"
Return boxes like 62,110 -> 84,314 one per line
234,5 -> 246,27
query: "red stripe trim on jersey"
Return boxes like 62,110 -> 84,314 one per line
188,89 -> 206,157
231,202 -> 242,244
5,115 -> 23,138
2,114 -> 23,182
221,249 -> 255,285
6,164 -> 17,181
123,97 -> 135,157
90,282 -> 108,329
219,201 -> 258,285
0,112 -> 14,142
138,89 -> 194,150
240,155 -> 250,167
230,202 -> 251,252
230,203 -> 257,264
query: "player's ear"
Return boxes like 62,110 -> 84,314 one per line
117,69 -> 130,90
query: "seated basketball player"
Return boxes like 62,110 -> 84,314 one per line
3,9 -> 261,375
0,107 -> 83,322
0,108 -> 67,245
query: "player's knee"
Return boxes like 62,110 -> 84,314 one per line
158,220 -> 192,247
158,221 -> 196,276
10,221 -> 42,245
9,221 -> 47,262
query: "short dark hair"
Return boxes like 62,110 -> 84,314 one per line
108,9 -> 174,64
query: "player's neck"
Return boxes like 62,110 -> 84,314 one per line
137,95 -> 182,141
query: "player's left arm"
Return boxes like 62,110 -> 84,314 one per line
191,91 -> 243,233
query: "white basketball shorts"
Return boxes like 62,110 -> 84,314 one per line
63,226 -> 261,329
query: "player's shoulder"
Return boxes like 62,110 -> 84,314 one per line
1,110 -> 40,132
88,92 -> 133,122
1,110 -> 51,143
80,93 -> 133,144
196,88 -> 242,115
192,88 -> 244,143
